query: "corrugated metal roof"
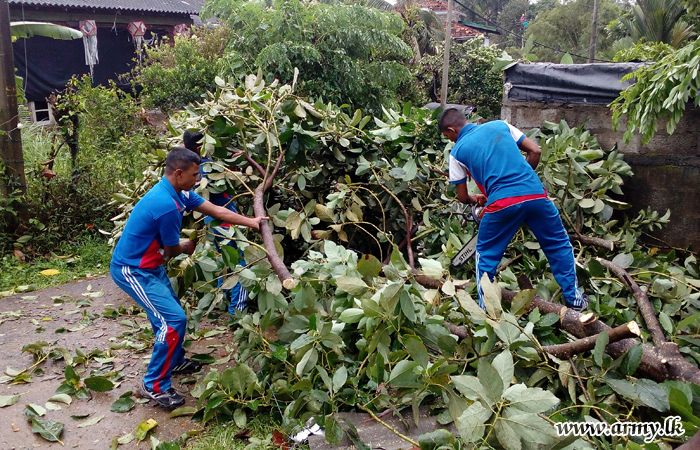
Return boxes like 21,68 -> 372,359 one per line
9,0 -> 204,15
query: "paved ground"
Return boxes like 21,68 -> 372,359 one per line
0,275 -> 235,449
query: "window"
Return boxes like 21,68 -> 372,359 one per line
29,101 -> 55,125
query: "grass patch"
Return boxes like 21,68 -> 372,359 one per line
184,414 -> 301,450
0,234 -> 111,293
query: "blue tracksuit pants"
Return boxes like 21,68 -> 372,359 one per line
211,226 -> 249,314
475,198 -> 584,309
110,263 -> 186,393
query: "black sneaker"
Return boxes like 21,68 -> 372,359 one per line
139,382 -> 185,409
171,358 -> 202,375
569,294 -> 591,313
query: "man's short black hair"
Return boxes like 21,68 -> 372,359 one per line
437,108 -> 468,131
165,147 -> 201,174
182,130 -> 204,152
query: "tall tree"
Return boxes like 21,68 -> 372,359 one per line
616,0 -> 696,48
525,0 -> 622,62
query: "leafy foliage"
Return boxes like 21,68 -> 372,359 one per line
612,40 -> 675,62
201,0 -> 414,117
611,38 -> 700,144
614,0 -> 696,49
414,39 -> 504,118
107,72 -> 700,448
130,25 -> 236,115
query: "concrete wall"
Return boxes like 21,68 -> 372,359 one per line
501,97 -> 700,251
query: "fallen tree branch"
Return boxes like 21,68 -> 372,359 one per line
378,184 -> 415,270
253,184 -> 295,290
569,234 -> 614,251
596,258 -> 666,346
542,321 -> 640,358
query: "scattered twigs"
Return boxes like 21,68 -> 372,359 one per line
569,234 -> 614,251
542,322 -> 640,358
596,258 -> 666,346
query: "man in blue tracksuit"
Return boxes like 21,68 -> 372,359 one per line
183,131 -> 249,314
438,108 -> 588,312
110,147 -> 266,408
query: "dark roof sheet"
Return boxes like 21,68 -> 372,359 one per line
9,0 -> 204,15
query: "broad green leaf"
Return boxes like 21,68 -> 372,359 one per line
234,408 -> 247,428
84,377 -> 114,392
494,418 -> 522,450
388,360 -> 421,388
110,397 -> 135,413
400,291 -> 417,322
332,366 -> 348,393
455,401 -> 491,442
24,404 -> 46,418
48,394 -> 71,405
338,308 -> 364,324
0,394 -> 20,407
418,429 -> 456,450
336,276 -> 369,297
135,419 -> 158,441
503,384 -> 559,413
480,273 -> 502,318
296,348 -> 318,377
452,375 -> 495,406
668,387 -> 700,426
619,343 -> 643,376
326,416 -> 344,445
578,198 -> 595,209
501,410 -> 558,445
612,253 -> 634,269
560,53 -> 573,64
11,22 -> 82,40
491,351 -> 514,389
169,406 -> 197,418
357,254 -> 382,278
76,415 -> 104,428
190,354 -> 216,364
593,331 -> 609,367
478,358 -> 505,401
635,378 -> 670,412
456,291 -> 486,321
31,418 -> 64,443
511,289 -> 535,316
404,335 -> 429,369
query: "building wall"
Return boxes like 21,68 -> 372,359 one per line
501,97 -> 700,251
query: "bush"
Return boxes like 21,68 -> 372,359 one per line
3,76 -> 159,256
129,25 -> 235,115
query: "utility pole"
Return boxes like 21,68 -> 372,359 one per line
0,0 -> 27,223
440,0 -> 454,108
588,0 -> 599,63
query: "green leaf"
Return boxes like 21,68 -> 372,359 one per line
593,331 -> 609,367
48,394 -> 71,405
675,313 -> 700,334
338,308 -> 364,323
404,335 -> 429,369
559,53 -> 574,64
234,408 -> 247,428
612,253 -> 634,269
619,343 -> 643,376
110,397 -> 135,413
357,254 -> 382,278
578,198 -> 595,209
452,375 -> 495,406
76,415 -> 104,428
478,358 -> 505,401
190,354 -> 216,364
455,401 -> 491,442
326,416 -> 345,445
480,273 -> 502,318
494,418 -> 522,450
669,387 -> 700,426
635,378 -> 670,412
31,418 -> 64,443
491,351 -> 514,390
0,394 -> 20,407
169,406 -> 198,418
503,384 -> 559,413
24,404 -> 46,418
333,366 -> 348,393
65,365 -> 79,384
336,276 -> 369,297
135,419 -> 158,441
400,291 -> 417,322
511,289 -> 534,316
84,377 -> 114,392
659,312 -> 673,336
418,429 -> 456,450
388,360 -> 421,388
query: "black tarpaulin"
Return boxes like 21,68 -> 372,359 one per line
504,62 -> 648,104
12,28 -> 161,102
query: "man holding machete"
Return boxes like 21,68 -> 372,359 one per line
438,108 -> 588,312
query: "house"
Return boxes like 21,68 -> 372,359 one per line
9,0 -> 204,123
415,0 -> 499,44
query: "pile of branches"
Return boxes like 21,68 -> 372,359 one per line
110,72 -> 700,449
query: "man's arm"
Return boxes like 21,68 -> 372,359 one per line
164,240 -> 196,257
195,201 -> 267,231
519,137 -> 541,170
456,183 -> 486,205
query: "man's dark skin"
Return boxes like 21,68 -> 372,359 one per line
162,161 -> 267,257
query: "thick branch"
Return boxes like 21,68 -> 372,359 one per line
569,234 -> 614,251
244,153 -> 266,178
597,258 -> 667,346
264,153 -> 283,193
445,322 -> 470,340
253,184 -> 295,289
542,321 -> 640,358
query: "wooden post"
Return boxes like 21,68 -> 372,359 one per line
0,0 -> 27,222
588,0 -> 599,63
440,0 -> 454,108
